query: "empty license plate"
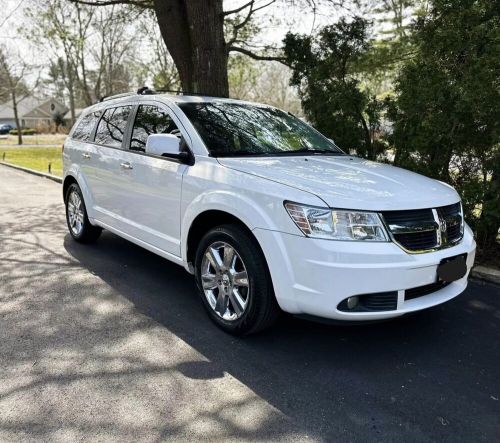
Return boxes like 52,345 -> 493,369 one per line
437,254 -> 467,282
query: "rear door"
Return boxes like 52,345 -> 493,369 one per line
88,105 -> 135,227
109,103 -> 189,257
67,110 -> 102,212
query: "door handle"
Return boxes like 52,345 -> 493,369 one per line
120,161 -> 133,170
82,153 -> 91,159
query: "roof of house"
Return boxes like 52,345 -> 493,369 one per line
63,108 -> 84,120
0,96 -> 67,120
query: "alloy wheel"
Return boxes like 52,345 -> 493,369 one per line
200,241 -> 250,321
67,190 -> 84,236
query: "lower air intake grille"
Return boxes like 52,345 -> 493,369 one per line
360,292 -> 398,311
338,291 -> 398,312
405,281 -> 451,301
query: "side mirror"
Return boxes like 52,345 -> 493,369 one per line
145,134 -> 193,164
146,134 -> 180,156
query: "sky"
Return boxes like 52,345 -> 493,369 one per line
0,0 -> 373,90
1,0 -> 33,56
0,0 -> 350,57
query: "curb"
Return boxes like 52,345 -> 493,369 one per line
0,161 -> 62,184
471,266 -> 500,286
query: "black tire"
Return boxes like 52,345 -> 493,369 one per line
65,183 -> 102,243
194,224 -> 280,335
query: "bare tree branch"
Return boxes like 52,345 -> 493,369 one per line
226,0 -> 277,48
0,0 -> 26,28
223,1 -> 254,16
228,46 -> 288,64
250,0 -> 277,14
69,0 -> 152,8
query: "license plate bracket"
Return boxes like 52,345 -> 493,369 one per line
437,254 -> 467,283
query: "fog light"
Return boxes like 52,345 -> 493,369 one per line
347,296 -> 359,310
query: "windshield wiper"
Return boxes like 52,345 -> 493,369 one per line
277,148 -> 344,156
215,151 -> 271,157
215,148 -> 345,158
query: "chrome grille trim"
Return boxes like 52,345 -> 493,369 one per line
382,203 -> 464,253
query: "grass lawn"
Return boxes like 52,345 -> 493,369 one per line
0,134 -> 67,146
1,147 -> 63,176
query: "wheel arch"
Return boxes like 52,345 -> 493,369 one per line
63,174 -> 78,201
62,172 -> 96,221
185,208 -> 283,322
185,210 -> 259,270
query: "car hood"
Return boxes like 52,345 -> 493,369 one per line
217,155 -> 460,211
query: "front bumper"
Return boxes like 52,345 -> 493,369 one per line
253,225 -> 476,321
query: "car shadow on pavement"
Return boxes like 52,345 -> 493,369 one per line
64,230 -> 500,442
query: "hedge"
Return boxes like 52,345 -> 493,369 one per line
9,128 -> 37,135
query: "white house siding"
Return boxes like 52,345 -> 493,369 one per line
0,97 -> 68,129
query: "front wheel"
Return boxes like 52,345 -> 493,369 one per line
194,224 -> 279,335
65,183 -> 102,243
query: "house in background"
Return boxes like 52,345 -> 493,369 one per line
63,108 -> 84,127
0,97 -> 68,129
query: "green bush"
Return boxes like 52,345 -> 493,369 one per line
9,128 -> 37,135
388,0 -> 499,252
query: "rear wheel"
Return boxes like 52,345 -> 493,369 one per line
65,183 -> 101,243
194,224 -> 279,335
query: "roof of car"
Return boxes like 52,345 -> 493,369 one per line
79,90 -> 274,121
97,89 -> 270,107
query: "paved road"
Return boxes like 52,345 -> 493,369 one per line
0,165 -> 499,442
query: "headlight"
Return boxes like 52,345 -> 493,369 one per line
284,202 -> 388,241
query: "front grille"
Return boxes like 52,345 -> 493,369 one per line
439,202 -> 460,218
393,231 -> 438,251
405,281 -> 450,301
382,202 -> 463,253
438,202 -> 462,243
447,223 -> 461,242
382,208 -> 434,224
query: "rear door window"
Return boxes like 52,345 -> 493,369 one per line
72,111 -> 101,142
94,106 -> 132,148
130,105 -> 180,153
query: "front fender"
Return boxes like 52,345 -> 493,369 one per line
180,190 -> 275,262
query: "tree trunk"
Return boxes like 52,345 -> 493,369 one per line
67,68 -> 76,126
185,0 -> 228,96
153,0 -> 229,97
11,89 -> 22,146
359,113 -> 373,160
69,86 -> 76,126
80,55 -> 93,105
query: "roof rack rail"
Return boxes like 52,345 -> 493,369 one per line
154,88 -> 214,97
98,86 -> 227,103
99,92 -> 136,102
99,86 -> 154,102
137,86 -> 156,95
142,86 -> 225,98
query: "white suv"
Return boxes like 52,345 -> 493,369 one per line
63,89 -> 476,335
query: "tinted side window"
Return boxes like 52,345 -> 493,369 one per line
130,105 -> 179,152
94,106 -> 132,148
72,111 -> 100,141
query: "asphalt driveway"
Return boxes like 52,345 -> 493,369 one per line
0,165 -> 498,442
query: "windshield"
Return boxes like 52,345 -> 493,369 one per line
178,102 -> 344,157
